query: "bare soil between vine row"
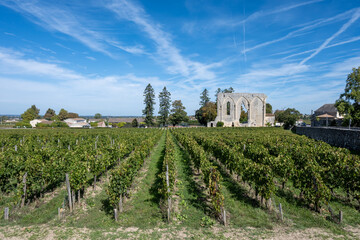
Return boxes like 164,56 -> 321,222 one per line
1,224 -> 359,239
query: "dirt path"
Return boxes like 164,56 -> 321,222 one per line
1,223 -> 358,239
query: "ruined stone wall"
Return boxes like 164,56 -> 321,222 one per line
296,127 -> 360,151
208,93 -> 266,127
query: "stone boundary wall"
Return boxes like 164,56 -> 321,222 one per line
295,127 -> 360,152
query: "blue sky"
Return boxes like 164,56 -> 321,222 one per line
0,0 -> 360,116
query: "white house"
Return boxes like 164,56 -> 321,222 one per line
67,122 -> 90,128
64,118 -> 90,128
97,121 -> 107,128
265,114 -> 275,126
64,118 -> 86,124
30,119 -> 45,128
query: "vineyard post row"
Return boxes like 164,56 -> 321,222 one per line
205,129 -> 360,212
171,130 -> 227,225
188,129 -> 330,212
107,130 -> 163,220
158,131 -> 176,222
175,128 -> 360,217
0,129 -> 160,215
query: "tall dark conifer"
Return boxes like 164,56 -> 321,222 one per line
143,84 -> 156,126
158,86 -> 171,126
199,88 -> 210,107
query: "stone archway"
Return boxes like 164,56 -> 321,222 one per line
208,93 -> 267,127
236,97 -> 250,126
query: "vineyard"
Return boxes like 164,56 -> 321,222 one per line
0,128 -> 360,239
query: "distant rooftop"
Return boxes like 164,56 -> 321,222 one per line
315,104 -> 337,113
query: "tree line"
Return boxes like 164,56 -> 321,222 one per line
20,105 -> 80,122
142,84 -> 188,127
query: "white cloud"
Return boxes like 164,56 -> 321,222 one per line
0,0 -> 145,56
0,48 -> 81,80
283,36 -> 360,60
243,0 -> 324,25
4,32 -> 16,36
204,0 -> 324,30
237,63 -> 309,82
244,8 -> 359,54
301,9 -> 360,64
0,47 -> 172,115
323,56 -> 360,78
106,0 -> 221,81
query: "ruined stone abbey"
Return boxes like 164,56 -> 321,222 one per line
208,93 -> 267,127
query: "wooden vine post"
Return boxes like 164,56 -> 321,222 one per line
58,207 -> 61,220
65,173 -> 73,212
21,172 -> 28,208
72,190 -> 75,209
4,207 -> 9,220
339,211 -> 343,224
114,208 -> 118,221
93,175 -> 97,190
166,164 -> 171,222
267,198 -> 272,210
279,203 -> 283,221
119,194 -> 123,213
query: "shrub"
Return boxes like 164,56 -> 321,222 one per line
90,122 -> 98,127
14,121 -> 32,128
36,123 -> 51,128
51,121 -> 69,128
216,121 -> 224,127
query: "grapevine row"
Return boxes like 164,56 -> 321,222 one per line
172,130 -> 225,220
0,129 -> 150,206
107,130 -> 162,212
158,131 -> 176,220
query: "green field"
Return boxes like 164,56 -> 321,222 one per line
0,128 -> 359,239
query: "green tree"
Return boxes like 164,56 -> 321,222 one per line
21,105 -> 40,121
275,108 -> 301,129
223,87 -> 234,93
240,108 -> 248,123
44,108 -> 56,120
215,88 -> 221,103
67,112 -> 79,118
94,113 -> 102,119
158,86 -> 171,126
195,102 -> 217,125
143,84 -> 156,126
132,118 -> 139,127
200,88 -> 210,107
266,103 -> 273,114
215,87 -> 235,103
169,100 -> 189,126
51,115 -> 60,121
90,122 -> 98,127
0,116 -> 8,124
335,66 -> 360,126
58,108 -> 68,121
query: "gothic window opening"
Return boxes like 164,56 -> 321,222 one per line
240,102 -> 248,123
226,101 -> 231,115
